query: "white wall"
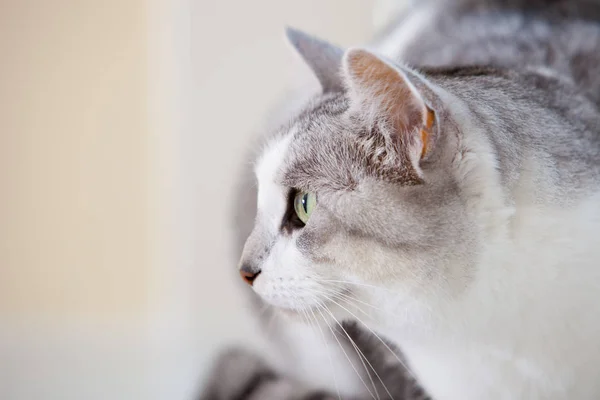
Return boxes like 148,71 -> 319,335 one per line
0,1 -> 374,399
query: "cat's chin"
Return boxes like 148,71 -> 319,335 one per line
275,307 -> 309,320
267,303 -> 327,320
266,299 -> 359,330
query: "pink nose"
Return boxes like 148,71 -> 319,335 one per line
239,265 -> 261,286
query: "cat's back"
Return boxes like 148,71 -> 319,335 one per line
374,0 -> 600,105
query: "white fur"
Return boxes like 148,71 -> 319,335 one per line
254,129 -> 372,397
255,132 -> 294,232
393,190 -> 600,399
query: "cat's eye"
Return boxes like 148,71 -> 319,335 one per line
293,191 -> 316,224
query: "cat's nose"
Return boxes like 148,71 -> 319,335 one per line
239,264 -> 261,286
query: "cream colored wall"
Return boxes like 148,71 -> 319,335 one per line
0,0 -> 374,399
0,1 -> 151,399
0,0 -> 148,320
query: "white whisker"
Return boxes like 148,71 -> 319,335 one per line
315,303 -> 377,400
306,304 -> 342,400
320,293 -> 419,382
318,301 -> 396,400
329,291 -> 376,321
333,290 -> 384,314
318,284 -> 405,320
318,279 -> 399,293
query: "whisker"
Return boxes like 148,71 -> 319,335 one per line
306,304 -> 342,400
299,307 -> 310,327
320,293 -> 419,383
288,292 -> 342,400
318,279 -> 438,327
319,301 -> 396,400
300,291 -> 381,399
329,291 -> 375,321
318,279 -> 399,293
318,284 -> 404,320
315,303 -> 377,400
331,290 -> 383,313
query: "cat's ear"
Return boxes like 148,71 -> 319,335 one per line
342,49 -> 435,166
285,27 -> 344,93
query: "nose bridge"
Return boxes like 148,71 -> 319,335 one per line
238,224 -> 275,286
239,224 -> 273,270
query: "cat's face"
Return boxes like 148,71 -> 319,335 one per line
239,30 -> 480,331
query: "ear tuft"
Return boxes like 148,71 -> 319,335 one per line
285,27 -> 344,93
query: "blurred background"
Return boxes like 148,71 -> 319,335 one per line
0,0 -> 381,398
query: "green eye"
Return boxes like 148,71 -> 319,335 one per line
294,191 -> 316,224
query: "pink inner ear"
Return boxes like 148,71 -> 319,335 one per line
420,108 -> 435,159
344,49 -> 427,135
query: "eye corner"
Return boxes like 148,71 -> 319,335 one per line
280,188 -> 306,233
280,188 -> 317,233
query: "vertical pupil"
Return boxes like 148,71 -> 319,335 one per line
301,194 -> 308,213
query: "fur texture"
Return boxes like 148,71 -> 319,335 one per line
202,1 -> 600,399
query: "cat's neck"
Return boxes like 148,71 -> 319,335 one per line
375,190 -> 600,399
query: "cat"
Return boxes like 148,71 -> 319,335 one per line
201,0 -> 600,399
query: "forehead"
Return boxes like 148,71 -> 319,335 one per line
255,93 -> 353,187
283,97 -> 374,193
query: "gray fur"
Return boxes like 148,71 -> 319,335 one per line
393,2 -> 600,106
201,0 -> 600,399
199,327 -> 424,400
199,348 -> 336,400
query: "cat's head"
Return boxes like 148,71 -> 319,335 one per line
238,29 -> 498,332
